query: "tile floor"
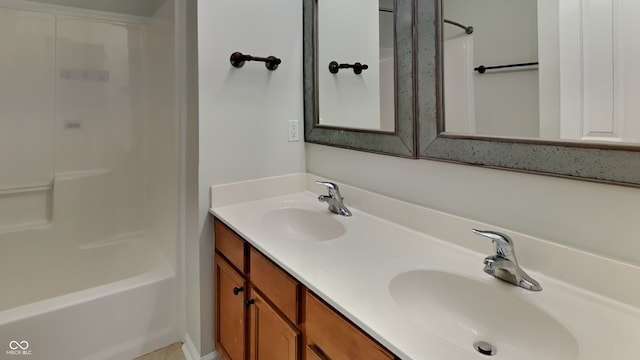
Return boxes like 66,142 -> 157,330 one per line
134,342 -> 185,360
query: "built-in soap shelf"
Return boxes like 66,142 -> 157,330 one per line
0,185 -> 52,234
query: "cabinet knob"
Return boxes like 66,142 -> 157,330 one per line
244,299 -> 255,307
232,286 -> 244,296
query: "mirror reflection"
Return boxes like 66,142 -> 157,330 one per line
317,0 -> 395,132
442,0 -> 640,145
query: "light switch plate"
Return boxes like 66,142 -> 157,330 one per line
288,120 -> 300,142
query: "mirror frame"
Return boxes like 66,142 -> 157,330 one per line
303,0 -> 417,158
418,0 -> 640,187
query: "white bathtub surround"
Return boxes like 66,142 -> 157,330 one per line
0,186 -> 51,233
443,34 -> 475,133
0,1 -> 183,359
0,172 -> 180,360
0,244 -> 177,360
210,173 -> 640,360
0,176 -> 178,359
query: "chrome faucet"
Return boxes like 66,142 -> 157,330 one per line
315,181 -> 352,217
472,229 -> 542,291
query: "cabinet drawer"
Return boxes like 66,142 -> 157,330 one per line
305,344 -> 329,360
304,290 -> 395,360
249,247 -> 299,324
214,219 -> 246,273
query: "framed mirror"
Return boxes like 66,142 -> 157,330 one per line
418,0 -> 640,187
303,0 -> 417,158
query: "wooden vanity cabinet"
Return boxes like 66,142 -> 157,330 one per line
248,287 -> 300,359
214,217 -> 398,360
248,247 -> 299,323
214,219 -> 248,360
214,219 -> 246,272
305,345 -> 329,360
214,219 -> 300,360
303,290 -> 397,360
214,253 -> 246,360
247,246 -> 300,360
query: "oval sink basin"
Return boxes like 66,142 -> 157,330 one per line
389,270 -> 578,360
261,208 -> 345,242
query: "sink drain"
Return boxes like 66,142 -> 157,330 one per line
473,341 -> 497,356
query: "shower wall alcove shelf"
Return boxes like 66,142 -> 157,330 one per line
474,62 -> 539,74
328,61 -> 369,74
230,52 -> 282,70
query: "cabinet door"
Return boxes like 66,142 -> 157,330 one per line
248,288 -> 300,360
215,254 -> 246,360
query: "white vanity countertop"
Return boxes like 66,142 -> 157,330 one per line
209,174 -> 640,360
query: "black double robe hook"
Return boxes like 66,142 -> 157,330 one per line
328,61 -> 369,75
230,52 -> 282,71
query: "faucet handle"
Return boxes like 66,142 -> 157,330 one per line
472,229 -> 514,258
315,180 -> 340,196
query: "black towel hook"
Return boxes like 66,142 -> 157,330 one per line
230,52 -> 282,71
328,61 -> 369,75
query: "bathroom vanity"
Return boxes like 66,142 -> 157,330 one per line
210,174 -> 640,360
213,219 -> 396,360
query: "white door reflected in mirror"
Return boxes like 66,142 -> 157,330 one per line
317,0 -> 395,132
443,0 -> 640,145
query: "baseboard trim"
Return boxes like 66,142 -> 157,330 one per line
181,334 -> 219,360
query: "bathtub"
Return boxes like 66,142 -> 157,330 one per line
0,0 -> 182,357
0,232 -> 180,360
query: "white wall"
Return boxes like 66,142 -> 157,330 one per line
193,0 -> 640,357
306,144 -> 640,267
194,0 -> 305,355
318,0 -> 381,130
